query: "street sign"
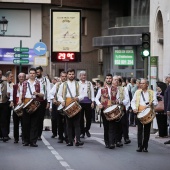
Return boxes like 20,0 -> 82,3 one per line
14,53 -> 29,58
13,59 -> 29,64
14,47 -> 29,52
33,42 -> 47,56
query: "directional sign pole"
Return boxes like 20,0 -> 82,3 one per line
20,40 -> 22,72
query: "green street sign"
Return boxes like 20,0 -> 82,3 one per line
14,53 -> 29,58
14,47 -> 29,52
114,49 -> 134,65
13,59 -> 29,64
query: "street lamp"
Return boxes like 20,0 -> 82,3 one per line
0,16 -> 8,35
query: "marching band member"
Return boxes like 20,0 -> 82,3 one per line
95,74 -> 119,149
10,73 -> 26,143
57,68 -> 84,146
115,77 -> 131,147
50,71 -> 68,143
131,78 -> 158,152
19,68 -> 44,147
0,74 -> 11,142
6,71 -> 14,139
35,66 -> 51,140
79,71 -> 95,138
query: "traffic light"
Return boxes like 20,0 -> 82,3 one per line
141,32 -> 150,57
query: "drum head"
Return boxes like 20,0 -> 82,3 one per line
57,104 -> 63,110
14,103 -> 24,111
138,108 -> 151,118
65,102 -> 75,110
23,99 -> 33,108
103,105 -> 118,113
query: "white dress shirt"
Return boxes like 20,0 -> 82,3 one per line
23,79 -> 44,99
57,80 -> 83,102
9,83 -> 23,101
131,90 -> 158,110
36,77 -> 51,102
78,80 -> 95,101
50,82 -> 62,100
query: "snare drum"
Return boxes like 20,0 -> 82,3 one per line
103,105 -> 122,121
137,107 -> 155,124
63,100 -> 82,118
14,103 -> 24,117
23,99 -> 40,114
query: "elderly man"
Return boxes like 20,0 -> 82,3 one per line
79,71 -> 95,138
131,78 -> 158,152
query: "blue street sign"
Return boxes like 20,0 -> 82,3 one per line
33,42 -> 47,56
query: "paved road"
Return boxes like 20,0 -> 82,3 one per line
0,123 -> 169,170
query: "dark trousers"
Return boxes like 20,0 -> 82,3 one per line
0,102 -> 9,138
22,107 -> 39,144
116,111 -> 129,142
156,113 -> 167,137
38,100 -> 47,137
66,112 -> 81,143
7,102 -> 11,135
80,103 -> 92,135
137,119 -> 151,149
51,104 -> 58,136
57,110 -> 67,140
101,110 -> 116,145
13,112 -> 23,141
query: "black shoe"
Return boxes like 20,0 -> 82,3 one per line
124,139 -> 131,144
30,143 -> 38,147
86,131 -> 91,137
116,142 -> 123,147
14,140 -> 19,143
67,142 -> 73,146
23,143 -> 29,146
51,135 -> 57,138
164,140 -> 170,144
58,139 -> 63,143
38,137 -> 42,141
136,147 -> 143,152
143,148 -> 148,152
105,144 -> 109,148
3,137 -> 8,142
109,144 -> 115,149
75,141 -> 84,146
80,134 -> 85,138
64,138 -> 69,144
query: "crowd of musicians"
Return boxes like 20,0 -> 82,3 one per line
0,67 -> 170,151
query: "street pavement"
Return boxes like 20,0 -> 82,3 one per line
0,123 -> 169,170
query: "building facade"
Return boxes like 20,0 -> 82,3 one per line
150,0 -> 170,81
93,0 -> 150,79
0,0 -> 101,82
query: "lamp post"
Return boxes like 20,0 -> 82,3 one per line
0,16 -> 8,35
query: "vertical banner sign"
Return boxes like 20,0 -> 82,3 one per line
114,49 -> 134,65
150,56 -> 158,90
51,9 -> 81,62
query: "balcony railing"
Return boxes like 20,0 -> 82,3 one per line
115,16 -> 149,27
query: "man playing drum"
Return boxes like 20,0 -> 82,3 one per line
131,78 -> 158,152
79,71 -> 95,138
18,68 -> 44,147
57,68 -> 84,147
50,71 -> 68,143
10,72 -> 26,144
95,74 -> 120,149
35,66 -> 51,141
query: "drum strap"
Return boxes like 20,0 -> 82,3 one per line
67,84 -> 73,98
141,91 -> 149,105
27,82 -> 33,98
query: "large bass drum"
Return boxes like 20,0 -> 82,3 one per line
63,100 -> 81,118
23,99 -> 40,114
14,103 -> 24,117
137,107 -> 155,124
103,105 -> 122,121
